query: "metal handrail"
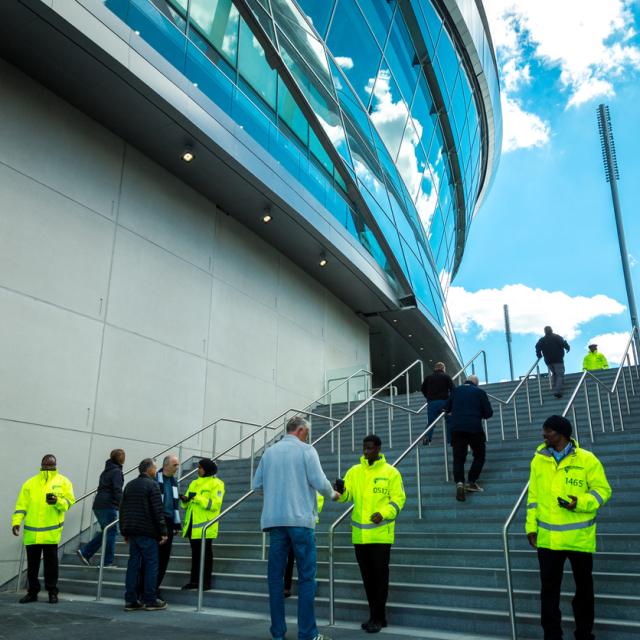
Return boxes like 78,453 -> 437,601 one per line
501,326 -> 639,640
325,368 -> 373,396
486,358 -> 542,439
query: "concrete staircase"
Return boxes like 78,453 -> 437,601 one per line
56,368 -> 640,639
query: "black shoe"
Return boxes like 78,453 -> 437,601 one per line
144,599 -> 167,611
124,601 -> 144,611
364,621 -> 383,633
181,582 -> 198,590
553,393 -> 563,398
361,619 -> 373,630
456,482 -> 466,502
284,589 -> 292,598
48,593 -> 58,604
19,593 -> 38,604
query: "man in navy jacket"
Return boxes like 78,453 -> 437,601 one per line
444,376 -> 493,501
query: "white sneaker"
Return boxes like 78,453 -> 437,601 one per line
466,482 -> 484,492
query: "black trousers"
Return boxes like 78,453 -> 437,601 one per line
538,547 -> 595,640
451,431 -> 486,484
354,543 -> 391,624
284,547 -> 295,591
26,544 -> 58,595
157,516 -> 175,588
189,537 -> 213,588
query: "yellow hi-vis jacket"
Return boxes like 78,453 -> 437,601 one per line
525,439 -> 611,553
12,470 -> 75,545
181,476 -> 225,539
339,454 -> 406,544
582,351 -> 609,371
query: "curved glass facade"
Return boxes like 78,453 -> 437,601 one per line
104,0 -> 501,352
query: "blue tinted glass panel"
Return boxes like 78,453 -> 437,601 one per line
356,0 -> 394,49
184,41 -> 233,114
435,27 -> 459,98
368,64 -> 408,161
231,84 -> 272,148
238,19 -> 276,108
187,0 -> 239,66
397,118 -> 427,202
277,77 -> 309,145
384,14 -> 419,104
295,0 -> 335,39
309,128 -> 333,174
268,124 -> 301,179
411,76 -> 436,151
401,240 -> 432,308
327,0 -> 382,106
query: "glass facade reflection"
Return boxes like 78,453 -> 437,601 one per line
104,0 -> 501,352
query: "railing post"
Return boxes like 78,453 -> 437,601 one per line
249,437 -> 255,486
415,430 -> 422,520
536,364 -> 543,405
571,406 -> 579,445
483,418 -> 488,441
177,445 -> 183,478
372,399 -> 376,435
97,519 -> 117,601
197,522 -> 210,612
262,531 -> 267,560
212,423 -> 217,458
330,391 -> 334,454
329,525 -> 335,625
499,403 -> 505,440
443,418 -> 450,483
626,354 -> 635,395
621,365 -> 631,414
606,392 -> 614,431
337,419 -> 342,478
525,378 -> 532,423
595,383 -> 605,432
584,382 -> 594,443
513,403 -> 519,439
616,388 -> 625,431
482,350 -> 488,384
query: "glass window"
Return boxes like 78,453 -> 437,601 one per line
186,0 -> 239,66
416,0 -> 442,53
367,64 -> 409,161
294,0 -> 335,39
327,0 -> 383,107
411,76 -> 436,151
355,0 -> 394,49
401,240 -> 432,310
238,18 -> 277,109
396,118 -> 426,203
434,27 -> 460,98
184,40 -> 234,114
384,13 -> 419,104
309,127 -> 333,175
277,77 -> 308,145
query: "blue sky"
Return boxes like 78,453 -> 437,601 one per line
449,0 -> 640,382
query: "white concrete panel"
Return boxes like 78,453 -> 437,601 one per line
0,420 -> 91,581
276,258 -> 325,338
203,361 -> 277,455
118,147 -> 216,272
213,214 -> 279,310
324,290 -> 370,359
107,227 -> 211,354
0,291 -> 102,429
93,326 -> 206,445
208,279 -> 278,383
0,58 -> 123,219
276,316 -> 325,398
0,164 -> 114,317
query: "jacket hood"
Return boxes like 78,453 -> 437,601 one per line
359,453 -> 387,468
104,459 -> 122,471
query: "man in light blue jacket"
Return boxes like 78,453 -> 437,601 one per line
253,416 -> 338,640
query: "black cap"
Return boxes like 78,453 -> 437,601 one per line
543,415 -> 572,439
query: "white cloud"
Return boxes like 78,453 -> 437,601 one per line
501,94 -> 551,152
335,56 -> 354,70
629,253 -> 638,267
448,283 -> 625,339
586,331 -> 637,364
566,77 -> 615,108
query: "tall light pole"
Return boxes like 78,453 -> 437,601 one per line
503,304 -> 514,381
597,104 -> 640,353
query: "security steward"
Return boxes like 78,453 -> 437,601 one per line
582,343 -> 609,371
180,458 -> 225,591
11,454 -> 75,603
335,435 -> 406,634
526,415 -> 611,640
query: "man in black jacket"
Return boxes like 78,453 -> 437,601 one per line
421,362 -> 454,444
77,449 -> 125,568
444,376 -> 493,501
120,458 -> 167,611
535,326 -> 571,398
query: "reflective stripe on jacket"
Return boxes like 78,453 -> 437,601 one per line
525,439 -> 611,553
181,476 -> 225,539
582,351 -> 609,371
12,470 -> 75,545
339,454 -> 406,544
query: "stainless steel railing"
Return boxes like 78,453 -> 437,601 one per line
501,326 -> 639,640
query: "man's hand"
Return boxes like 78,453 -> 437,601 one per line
12,525 -> 20,537
331,491 -> 341,501
566,495 -> 578,511
527,532 -> 537,548
159,535 -> 168,545
370,512 -> 383,524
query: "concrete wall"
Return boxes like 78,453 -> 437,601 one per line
0,58 -> 369,585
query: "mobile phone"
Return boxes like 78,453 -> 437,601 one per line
188,491 -> 196,499
46,493 -> 56,503
334,478 -> 345,493
557,497 -> 571,508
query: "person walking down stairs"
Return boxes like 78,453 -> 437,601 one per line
444,375 -> 493,501
335,435 -> 406,634
526,415 -> 612,640
179,458 -> 224,592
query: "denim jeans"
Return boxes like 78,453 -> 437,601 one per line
80,508 -> 118,565
267,527 -> 317,640
124,536 -> 158,605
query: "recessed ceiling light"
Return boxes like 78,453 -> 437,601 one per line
261,208 -> 272,223
393,319 -> 398,324
408,334 -> 413,338
181,145 -> 195,163
319,253 -> 328,267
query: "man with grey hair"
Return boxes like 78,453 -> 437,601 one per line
253,416 -> 338,640
154,454 -> 181,598
444,375 -> 493,501
120,458 -> 167,611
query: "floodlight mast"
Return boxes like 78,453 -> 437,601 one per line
597,104 -> 640,354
